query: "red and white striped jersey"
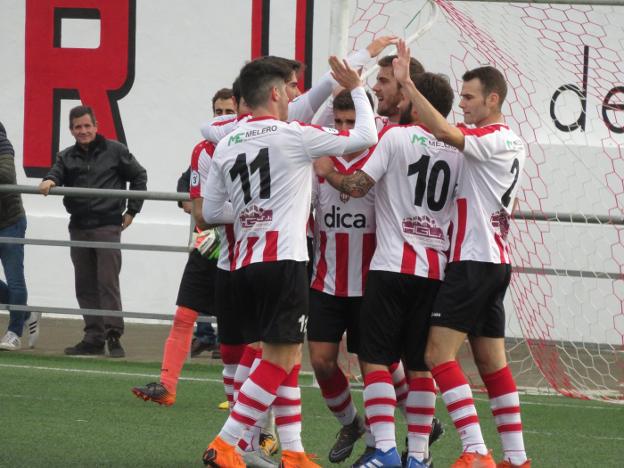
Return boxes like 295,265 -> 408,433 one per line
311,152 -> 376,297
363,124 -> 462,280
202,89 -> 377,270
196,144 -> 236,271
449,123 -> 526,264
190,140 -> 215,199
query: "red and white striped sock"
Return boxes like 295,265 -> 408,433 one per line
219,360 -> 288,447
274,364 -> 304,452
431,361 -> 487,455
390,361 -> 409,417
233,345 -> 257,403
239,348 -> 265,451
364,370 -> 397,452
220,344 -> 245,410
482,366 -> 527,465
406,377 -> 436,462
317,367 -> 357,426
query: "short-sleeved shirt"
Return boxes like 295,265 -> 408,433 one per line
204,116 -> 358,270
363,124 -> 462,279
194,142 -> 236,271
449,123 -> 526,264
310,151 -> 376,297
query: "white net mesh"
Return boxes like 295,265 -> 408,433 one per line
342,0 -> 624,402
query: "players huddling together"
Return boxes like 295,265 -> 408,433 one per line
132,36 -> 530,468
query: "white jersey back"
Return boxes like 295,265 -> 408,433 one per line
208,117 -> 353,270
311,152 -> 376,297
363,125 -> 462,279
449,123 -> 526,264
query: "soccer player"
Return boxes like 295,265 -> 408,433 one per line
197,79 -> 279,468
372,53 -> 424,127
131,88 -> 241,406
307,90 -> 375,463
212,88 -> 237,116
315,66 -> 461,468
130,141 -> 221,407
393,40 -> 530,468
200,56 -> 377,467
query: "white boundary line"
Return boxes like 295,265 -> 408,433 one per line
2,362 -> 621,410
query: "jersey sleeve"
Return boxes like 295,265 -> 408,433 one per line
200,115 -> 240,143
302,87 -> 377,159
458,125 -> 519,162
194,150 -> 213,199
361,129 -> 393,182
201,155 -> 235,225
288,47 -> 372,124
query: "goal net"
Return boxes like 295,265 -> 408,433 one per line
337,0 -> 624,402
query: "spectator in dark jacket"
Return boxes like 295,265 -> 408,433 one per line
0,122 -> 29,351
38,105 -> 147,358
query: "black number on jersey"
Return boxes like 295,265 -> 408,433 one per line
501,158 -> 520,208
407,155 -> 451,211
229,148 -> 271,204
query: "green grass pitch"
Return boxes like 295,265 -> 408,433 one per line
0,353 -> 622,467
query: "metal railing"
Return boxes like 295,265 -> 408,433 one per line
0,183 -> 622,320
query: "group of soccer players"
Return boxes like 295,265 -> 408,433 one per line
134,34 -> 530,468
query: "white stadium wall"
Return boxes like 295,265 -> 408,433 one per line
1,0 -> 623,357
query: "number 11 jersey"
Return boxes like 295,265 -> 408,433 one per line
204,112 -> 375,270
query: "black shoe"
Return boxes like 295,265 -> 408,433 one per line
429,417 -> 444,446
190,338 -> 217,357
329,414 -> 366,463
64,340 -> 104,356
106,335 -> 125,358
401,417 -> 445,465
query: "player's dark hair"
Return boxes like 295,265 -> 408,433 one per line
231,77 -> 242,105
333,89 -> 375,112
211,88 -> 233,111
378,55 -> 425,80
261,55 -> 303,74
462,66 -> 507,107
239,58 -> 294,108
69,105 -> 96,128
413,72 -> 454,118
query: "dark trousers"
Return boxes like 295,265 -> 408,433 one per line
69,225 -> 123,345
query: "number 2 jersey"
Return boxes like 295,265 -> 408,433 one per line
449,123 -> 526,264
362,124 -> 462,280
202,87 -> 378,270
310,152 -> 376,297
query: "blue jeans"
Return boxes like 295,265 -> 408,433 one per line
0,216 -> 29,336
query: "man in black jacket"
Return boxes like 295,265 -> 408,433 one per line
0,122 -> 29,351
38,106 -> 147,357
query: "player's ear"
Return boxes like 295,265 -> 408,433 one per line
270,85 -> 280,102
487,91 -> 500,110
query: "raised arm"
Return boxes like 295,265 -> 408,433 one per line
290,35 -> 398,123
394,39 -> 465,150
